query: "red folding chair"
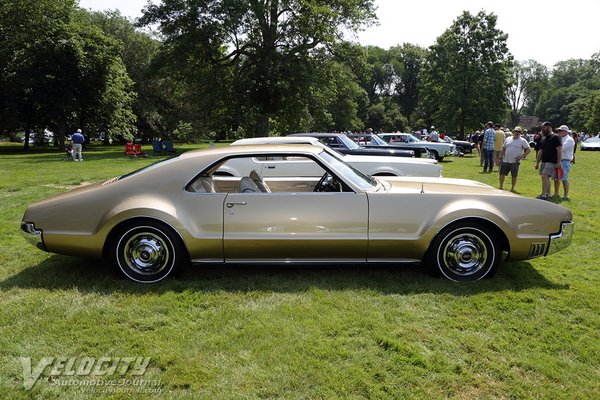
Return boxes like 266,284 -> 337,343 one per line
125,142 -> 137,158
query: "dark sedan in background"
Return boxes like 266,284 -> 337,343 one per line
347,133 -> 431,158
289,133 -> 415,158
441,136 -> 477,155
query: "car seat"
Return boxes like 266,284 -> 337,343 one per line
239,176 -> 259,193
249,170 -> 271,193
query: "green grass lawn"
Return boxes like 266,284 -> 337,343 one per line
1,143 -> 599,399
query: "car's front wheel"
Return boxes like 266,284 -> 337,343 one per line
110,221 -> 185,283
427,222 -> 501,281
429,149 -> 443,161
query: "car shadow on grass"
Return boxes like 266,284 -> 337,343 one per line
0,255 -> 569,296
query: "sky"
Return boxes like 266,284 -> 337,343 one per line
79,0 -> 600,68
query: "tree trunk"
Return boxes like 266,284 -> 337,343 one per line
23,129 -> 30,151
256,113 -> 269,137
56,117 -> 66,151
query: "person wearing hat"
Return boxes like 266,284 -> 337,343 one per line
535,122 -> 562,200
553,125 -> 574,199
498,126 -> 531,192
429,125 -> 439,142
482,121 -> 496,173
71,128 -> 85,161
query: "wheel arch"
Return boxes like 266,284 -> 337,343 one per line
102,216 -> 191,262
428,216 -> 510,260
371,170 -> 400,177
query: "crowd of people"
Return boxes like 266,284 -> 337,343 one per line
469,121 -> 579,200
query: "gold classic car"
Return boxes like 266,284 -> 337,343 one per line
21,144 -> 574,283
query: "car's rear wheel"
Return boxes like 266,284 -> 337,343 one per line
426,222 -> 500,281
110,221 -> 185,283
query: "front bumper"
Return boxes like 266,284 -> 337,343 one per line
21,222 -> 47,251
547,221 -> 574,256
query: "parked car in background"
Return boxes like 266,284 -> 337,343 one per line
378,133 -> 456,161
580,137 -> 600,151
231,137 -> 442,177
347,133 -> 431,158
288,133 -> 415,158
441,136 -> 477,155
22,143 -> 573,283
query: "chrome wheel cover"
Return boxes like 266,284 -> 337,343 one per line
441,232 -> 489,276
122,231 -> 171,275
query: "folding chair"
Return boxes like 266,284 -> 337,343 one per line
124,142 -> 136,158
152,140 -> 164,154
163,141 -> 176,153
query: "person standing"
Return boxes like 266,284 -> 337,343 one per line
71,129 -> 85,161
473,131 -> 484,166
498,126 -> 531,192
429,126 -> 439,142
535,122 -> 562,200
482,121 -> 496,173
553,125 -> 575,199
494,123 -> 504,167
571,129 -> 578,164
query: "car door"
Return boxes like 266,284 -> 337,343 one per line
223,191 -> 368,262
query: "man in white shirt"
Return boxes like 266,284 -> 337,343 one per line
498,126 -> 531,192
429,126 -> 439,142
554,125 -> 575,199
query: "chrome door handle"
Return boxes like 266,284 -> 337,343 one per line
226,201 -> 247,208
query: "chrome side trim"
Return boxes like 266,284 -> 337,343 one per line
547,221 -> 574,256
191,258 -> 419,265
21,222 -> 47,251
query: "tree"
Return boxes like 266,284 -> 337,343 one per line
507,59 -> 549,126
534,56 -> 600,130
138,0 -> 377,137
420,11 -> 512,138
0,0 -> 136,147
381,43 -> 427,127
84,10 -> 167,141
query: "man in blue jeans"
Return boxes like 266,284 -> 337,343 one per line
482,121 -> 496,173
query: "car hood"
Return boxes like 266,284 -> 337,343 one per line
344,154 -> 437,164
378,176 -> 508,195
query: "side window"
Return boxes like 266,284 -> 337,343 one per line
187,154 -> 335,194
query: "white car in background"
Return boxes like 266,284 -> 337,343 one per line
229,137 -> 443,177
580,136 -> 600,151
378,133 -> 456,161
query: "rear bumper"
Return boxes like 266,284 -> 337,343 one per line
547,221 -> 574,256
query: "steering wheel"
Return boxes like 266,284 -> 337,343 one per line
314,172 -> 342,192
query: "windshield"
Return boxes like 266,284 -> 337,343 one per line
368,135 -> 388,146
336,135 -> 360,149
319,150 -> 377,190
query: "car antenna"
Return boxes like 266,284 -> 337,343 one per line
421,182 -> 425,194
